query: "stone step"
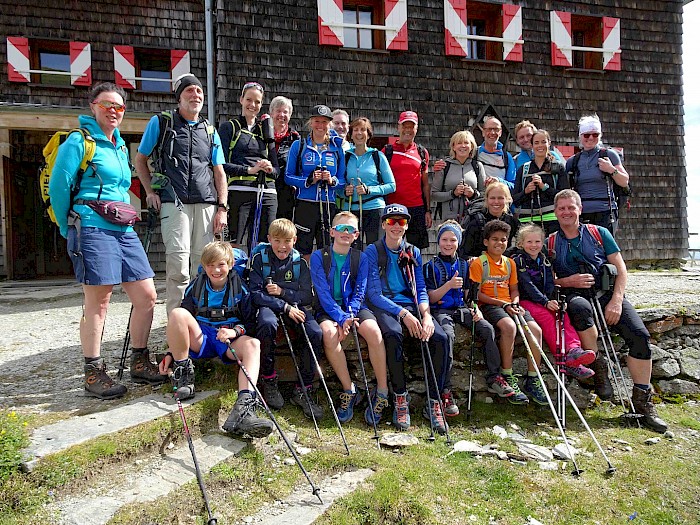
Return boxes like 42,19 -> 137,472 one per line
21,390 -> 219,471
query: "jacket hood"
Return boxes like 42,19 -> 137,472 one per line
78,115 -> 125,148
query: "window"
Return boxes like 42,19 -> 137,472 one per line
114,47 -> 191,91
550,11 -> 621,71
444,2 -> 523,62
6,37 -> 91,85
317,0 -> 407,51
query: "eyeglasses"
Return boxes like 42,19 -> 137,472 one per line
242,81 -> 264,94
332,224 -> 358,234
92,100 -> 126,112
385,218 -> 408,227
483,127 -> 501,133
582,133 -> 600,139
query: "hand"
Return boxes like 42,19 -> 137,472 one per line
321,170 -> 333,183
464,184 -> 474,198
604,298 -> 622,325
433,159 -> 447,172
598,157 -> 615,174
471,307 -> 482,323
313,169 -> 324,183
571,273 -> 595,289
425,211 -> 432,228
449,270 -> 463,290
345,184 -> 355,196
453,182 -> 465,197
158,353 -> 173,376
525,180 -> 538,194
401,310 -> 423,339
213,208 -> 227,233
255,159 -> 273,174
356,184 -> 368,195
217,327 -> 238,342
421,314 -> 435,341
287,305 -> 306,323
145,192 -> 162,212
545,300 -> 559,312
485,176 -> 497,186
266,282 -> 282,296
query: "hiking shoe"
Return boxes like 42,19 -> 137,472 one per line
290,385 -> 324,420
502,373 -> 529,405
487,374 -> 516,398
631,386 -> 668,433
84,360 -> 127,400
365,389 -> 389,426
130,349 -> 167,385
171,358 -> 195,401
222,392 -> 274,438
260,375 -> 284,410
565,347 -> 596,367
422,398 -> 448,435
523,376 -> 549,406
392,392 -> 411,431
590,354 -> 613,400
562,363 -> 595,380
336,387 -> 363,423
441,390 -> 459,417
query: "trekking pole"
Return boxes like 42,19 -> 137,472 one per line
515,311 -> 616,474
118,208 -> 158,380
466,302 -> 477,421
174,392 -> 218,524
348,307 -> 380,448
511,311 -> 583,477
226,341 -> 324,504
250,170 -> 266,250
276,310 -> 322,439
357,178 -> 364,251
535,188 -> 544,230
295,304 -> 351,455
554,286 -> 567,428
324,179 -> 332,248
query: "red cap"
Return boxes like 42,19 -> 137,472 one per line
398,111 -> 418,125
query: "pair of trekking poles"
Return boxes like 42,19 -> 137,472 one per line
346,177 -> 364,250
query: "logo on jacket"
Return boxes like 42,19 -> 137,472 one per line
285,270 -> 293,281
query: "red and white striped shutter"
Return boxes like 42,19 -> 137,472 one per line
114,45 -> 136,89
7,37 -> 30,82
385,0 -> 408,51
171,50 -> 190,89
69,42 -> 91,86
550,11 -> 572,67
502,4 -> 523,62
317,0 -> 344,46
444,0 -> 468,57
602,17 -> 621,71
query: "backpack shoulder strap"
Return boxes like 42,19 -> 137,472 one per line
478,254 -> 490,283
384,144 -> 393,164
228,118 -> 243,158
568,152 -> 582,188
291,248 -> 302,281
344,151 -> 352,166
585,224 -> 604,247
372,149 -> 383,185
349,247 -> 362,278
322,247 -> 332,276
547,231 -> 557,258
417,144 -> 427,173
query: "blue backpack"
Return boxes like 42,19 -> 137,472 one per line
250,242 -> 302,281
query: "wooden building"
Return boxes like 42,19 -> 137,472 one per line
0,0 -> 688,278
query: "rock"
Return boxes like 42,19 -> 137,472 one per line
650,344 -> 672,361
295,446 -> 312,455
552,443 -> 578,460
447,440 -> 486,456
283,458 -> 296,466
518,443 -> 554,462
646,316 -> 683,334
512,357 -> 528,376
645,437 -> 661,445
508,432 -> 532,444
678,349 -> 700,380
379,432 -> 420,448
611,438 -> 630,445
492,425 -> 508,439
664,431 -> 675,439
538,461 -> 559,471
495,450 -> 509,460
658,379 -> 700,395
675,325 -> 700,337
651,358 -> 681,378
524,517 -> 546,525
624,446 -> 633,452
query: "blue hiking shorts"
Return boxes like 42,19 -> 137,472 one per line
68,226 -> 155,286
189,323 -> 235,364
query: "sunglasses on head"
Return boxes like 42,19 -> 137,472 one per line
582,132 -> 600,139
332,224 -> 358,234
385,217 -> 408,227
93,100 -> 126,112
242,81 -> 264,94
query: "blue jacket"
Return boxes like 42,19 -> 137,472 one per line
49,115 -> 132,238
551,225 -> 616,289
285,132 -> 346,202
310,247 -> 367,325
512,249 -> 554,305
249,246 -> 313,313
423,255 -> 470,310
366,239 -> 428,315
477,141 -> 516,190
341,147 -> 396,211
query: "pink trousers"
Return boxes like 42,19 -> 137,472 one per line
520,300 -> 582,357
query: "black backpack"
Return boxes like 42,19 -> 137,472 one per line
568,148 -> 632,211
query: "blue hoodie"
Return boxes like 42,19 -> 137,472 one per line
285,132 -> 346,202
341,146 -> 396,212
49,115 -> 133,238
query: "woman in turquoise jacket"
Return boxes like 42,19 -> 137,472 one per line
341,117 -> 396,247
49,82 -> 162,400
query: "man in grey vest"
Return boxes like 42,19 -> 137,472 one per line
135,74 -> 228,313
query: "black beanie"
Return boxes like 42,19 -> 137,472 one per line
174,74 -> 202,101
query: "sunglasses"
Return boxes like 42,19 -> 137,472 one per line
333,224 -> 358,234
242,81 -> 264,94
93,100 -> 126,113
582,132 -> 600,139
385,218 -> 408,227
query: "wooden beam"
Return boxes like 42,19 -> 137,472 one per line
0,110 -> 149,134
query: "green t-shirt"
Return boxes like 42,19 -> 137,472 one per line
333,251 -> 348,304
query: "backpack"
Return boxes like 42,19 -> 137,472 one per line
321,246 -> 362,280
384,143 -> 427,174
251,242 -> 302,282
39,128 -> 97,225
477,253 -> 513,298
373,239 -> 416,299
227,118 -> 269,161
567,148 -> 632,211
151,110 -> 215,174
435,158 -> 483,220
477,147 -> 511,177
546,224 -> 603,258
190,269 -> 244,321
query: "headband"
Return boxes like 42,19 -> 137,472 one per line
579,117 -> 602,136
438,224 -> 462,245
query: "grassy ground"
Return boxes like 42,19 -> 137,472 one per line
1,363 -> 699,525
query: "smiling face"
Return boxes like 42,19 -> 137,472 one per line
381,216 -> 409,245
310,116 -> 331,140
204,259 -> 231,290
532,132 -> 550,160
486,187 -> 508,216
398,121 -> 418,145
452,140 -> 472,161
554,196 -> 582,229
90,91 -> 125,135
332,113 -> 349,139
240,87 -> 263,121
351,123 -> 369,147
580,131 -> 601,151
521,231 -> 544,258
516,126 -> 534,151
330,216 -> 360,247
484,231 -> 509,258
482,118 -> 502,149
271,103 -> 291,131
178,84 -> 204,117
268,235 -> 295,260
438,231 -> 459,257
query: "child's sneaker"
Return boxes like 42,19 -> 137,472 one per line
523,375 -> 548,406
365,389 -> 389,426
290,385 -> 324,420
487,374 -> 516,398
222,392 -> 274,438
502,373 -> 529,405
565,347 -> 596,367
562,363 -> 595,380
422,398 -> 448,435
336,386 -> 363,423
392,392 -> 411,431
441,389 -> 459,417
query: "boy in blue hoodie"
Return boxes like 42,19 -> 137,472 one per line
310,211 -> 389,426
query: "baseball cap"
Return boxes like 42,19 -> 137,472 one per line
381,204 -> 412,221
174,73 -> 202,101
310,105 -> 333,120
398,111 -> 419,125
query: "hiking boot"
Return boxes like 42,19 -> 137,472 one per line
130,349 -> 167,385
502,373 -> 529,405
562,363 -> 595,380
84,360 -> 127,400
487,374 -> 516,398
290,385 -> 324,420
523,375 -> 549,406
441,389 -> 459,417
422,398 -> 448,435
365,389 -> 389,426
590,354 -> 613,400
565,347 -> 596,367
260,375 -> 284,410
632,386 -> 668,433
336,386 -> 363,423
222,392 -> 274,438
392,392 -> 411,431
171,358 -> 195,401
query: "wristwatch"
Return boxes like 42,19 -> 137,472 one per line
217,203 -> 230,212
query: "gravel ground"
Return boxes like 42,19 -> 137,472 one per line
1,270 -> 699,415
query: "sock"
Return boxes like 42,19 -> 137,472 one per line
175,358 -> 189,366
262,372 -> 277,380
239,389 -> 253,398
634,383 -> 650,391
501,368 -> 513,376
348,383 -> 356,394
527,371 -> 538,378
377,388 -> 389,396
84,356 -> 99,365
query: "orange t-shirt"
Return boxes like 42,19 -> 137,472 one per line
469,253 -> 517,304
